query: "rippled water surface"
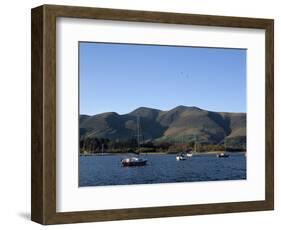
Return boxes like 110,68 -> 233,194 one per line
79,153 -> 246,187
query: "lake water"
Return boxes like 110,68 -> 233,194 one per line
79,153 -> 246,187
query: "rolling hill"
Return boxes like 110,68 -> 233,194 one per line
80,106 -> 246,149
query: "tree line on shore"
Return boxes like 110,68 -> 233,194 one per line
79,137 -> 246,154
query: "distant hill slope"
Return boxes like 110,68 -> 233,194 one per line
80,106 -> 246,148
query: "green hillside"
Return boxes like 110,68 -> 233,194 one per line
80,106 -> 246,152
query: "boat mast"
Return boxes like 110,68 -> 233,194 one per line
137,116 -> 140,154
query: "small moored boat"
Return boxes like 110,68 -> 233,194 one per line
217,152 -> 229,158
121,157 -> 147,166
121,116 -> 147,167
189,135 -> 198,156
217,139 -> 230,158
177,136 -> 188,160
176,153 -> 186,161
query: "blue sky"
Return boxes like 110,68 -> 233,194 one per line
79,42 -> 246,115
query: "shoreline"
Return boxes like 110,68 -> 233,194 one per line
80,151 -> 246,156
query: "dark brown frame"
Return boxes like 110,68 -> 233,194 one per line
31,4 -> 274,225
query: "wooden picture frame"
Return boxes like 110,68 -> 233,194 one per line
31,4 -> 274,225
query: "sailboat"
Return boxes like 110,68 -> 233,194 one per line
176,153 -> 186,161
188,135 -> 198,157
217,140 -> 229,158
187,141 -> 196,157
121,116 -> 147,167
176,136 -> 187,160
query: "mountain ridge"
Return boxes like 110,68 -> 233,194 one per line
80,106 -> 246,148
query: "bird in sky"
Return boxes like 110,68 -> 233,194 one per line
180,71 -> 190,79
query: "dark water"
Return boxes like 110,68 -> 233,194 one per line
79,153 -> 246,187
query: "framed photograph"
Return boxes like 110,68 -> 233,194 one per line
31,4 -> 274,224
